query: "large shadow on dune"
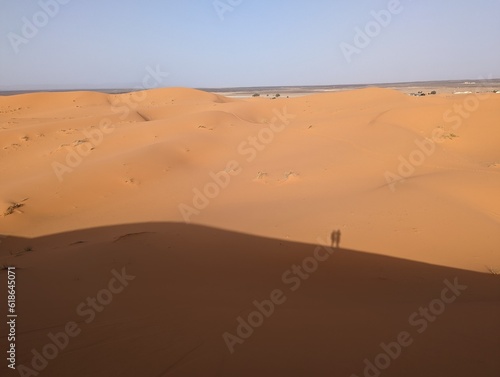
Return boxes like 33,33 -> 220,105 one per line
0,222 -> 499,377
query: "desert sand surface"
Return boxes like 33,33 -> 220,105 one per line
1,87 -> 499,376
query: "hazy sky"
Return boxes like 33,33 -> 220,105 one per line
1,0 -> 499,89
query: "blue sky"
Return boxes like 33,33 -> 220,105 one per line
1,0 -> 499,89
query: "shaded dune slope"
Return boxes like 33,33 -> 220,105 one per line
0,223 -> 499,377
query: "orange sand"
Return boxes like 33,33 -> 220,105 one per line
1,88 -> 499,376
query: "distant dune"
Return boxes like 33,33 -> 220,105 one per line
1,87 -> 499,270
1,87 -> 499,376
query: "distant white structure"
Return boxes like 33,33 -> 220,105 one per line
453,91 -> 473,95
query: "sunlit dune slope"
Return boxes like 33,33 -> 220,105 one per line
1,87 -> 499,272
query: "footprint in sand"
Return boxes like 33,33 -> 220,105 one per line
197,125 -> 214,130
253,171 -> 300,185
3,143 -> 21,151
124,178 -> 140,187
57,129 -> 78,135
113,232 -> 154,242
72,138 -> 90,146
253,171 -> 268,183
69,240 -> 87,246
280,171 -> 300,184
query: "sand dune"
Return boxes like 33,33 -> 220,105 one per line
1,87 -> 499,270
1,223 -> 500,377
1,87 -> 499,376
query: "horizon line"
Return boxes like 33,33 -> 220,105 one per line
1,77 -> 499,94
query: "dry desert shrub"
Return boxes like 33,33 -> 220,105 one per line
3,198 -> 28,217
3,203 -> 24,217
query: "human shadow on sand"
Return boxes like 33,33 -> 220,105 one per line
0,222 -> 498,377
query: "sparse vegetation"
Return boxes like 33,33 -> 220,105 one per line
256,171 -> 267,179
284,171 -> 298,179
435,127 -> 459,140
252,93 -> 260,97
4,202 -> 24,217
442,132 -> 458,140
